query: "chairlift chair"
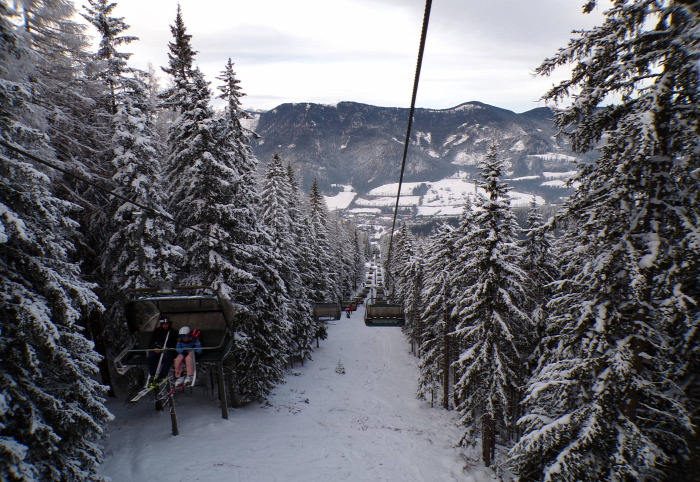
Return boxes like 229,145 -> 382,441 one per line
114,286 -> 235,419
313,302 -> 341,321
364,297 -> 405,327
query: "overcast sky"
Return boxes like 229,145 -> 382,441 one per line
83,0 -> 608,113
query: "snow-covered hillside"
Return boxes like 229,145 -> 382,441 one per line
325,176 -> 548,215
98,305 -> 496,482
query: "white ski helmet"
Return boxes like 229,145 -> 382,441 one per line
179,326 -> 191,336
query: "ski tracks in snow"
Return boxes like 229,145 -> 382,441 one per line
100,304 -> 491,481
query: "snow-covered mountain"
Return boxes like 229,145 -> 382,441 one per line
248,101 -> 593,205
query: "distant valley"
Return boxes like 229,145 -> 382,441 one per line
246,101 -> 592,220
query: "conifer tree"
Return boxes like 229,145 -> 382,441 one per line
285,162 -> 317,359
215,59 -> 290,402
22,0 -> 109,184
390,226 -> 425,350
0,5 -> 112,478
83,0 -> 181,373
102,72 -> 182,325
261,154 -> 293,247
160,10 -> 292,402
159,4 -> 196,112
23,0 -> 113,298
519,200 -> 558,372
306,178 -> 337,340
160,12 -> 236,289
331,216 -> 355,301
307,178 -> 335,301
452,142 -> 530,467
351,226 -> 368,292
417,223 -> 458,409
443,198 -> 479,409
387,223 -> 414,301
509,1 -> 698,479
82,0 -> 138,116
404,245 -> 426,352
261,153 -> 314,362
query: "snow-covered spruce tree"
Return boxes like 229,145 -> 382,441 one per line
452,142 -> 531,467
519,200 -> 558,373
509,1 -> 699,479
402,244 -> 426,353
330,216 -> 355,302
215,59 -> 290,402
260,153 -> 314,362
261,154 -> 294,253
0,6 -> 112,479
21,0 -> 113,327
441,197 -> 478,411
22,0 -> 110,183
341,220 -> 360,298
386,223 -> 414,301
83,0 -> 182,394
325,214 -> 344,301
417,223 -> 458,409
159,4 -> 196,112
352,226 -> 368,292
25,0 -> 114,273
82,0 -> 137,116
159,12 -> 234,289
103,73 -> 181,320
307,179 -> 335,300
285,162 -> 317,359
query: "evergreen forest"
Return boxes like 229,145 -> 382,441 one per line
0,0 -> 698,480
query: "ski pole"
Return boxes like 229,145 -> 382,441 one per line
154,330 -> 171,380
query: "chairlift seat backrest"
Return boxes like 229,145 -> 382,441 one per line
313,302 -> 341,320
116,294 -> 235,369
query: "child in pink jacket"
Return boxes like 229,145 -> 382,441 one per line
174,326 -> 202,387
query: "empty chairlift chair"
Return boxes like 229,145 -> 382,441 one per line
313,302 -> 341,321
364,298 -> 405,327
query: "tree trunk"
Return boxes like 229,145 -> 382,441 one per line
482,412 -> 495,467
86,313 -> 116,397
442,309 -> 451,410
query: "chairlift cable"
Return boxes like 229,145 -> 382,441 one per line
0,139 -> 169,220
387,0 -> 432,266
0,138 -> 233,251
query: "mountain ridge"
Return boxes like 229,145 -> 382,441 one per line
247,101 -> 590,205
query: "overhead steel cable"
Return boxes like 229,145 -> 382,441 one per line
0,138 -> 232,249
1,139 -> 170,219
387,0 -> 432,266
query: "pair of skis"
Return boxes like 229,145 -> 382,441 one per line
129,377 -> 168,403
128,352 -> 197,404
130,330 -> 173,403
129,372 -> 196,403
158,357 -> 197,400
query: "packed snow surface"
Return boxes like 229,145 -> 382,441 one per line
336,177 -> 544,214
542,171 -> 577,179
325,186 -> 357,210
99,305 -> 496,481
367,182 -> 425,196
541,180 -> 568,188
